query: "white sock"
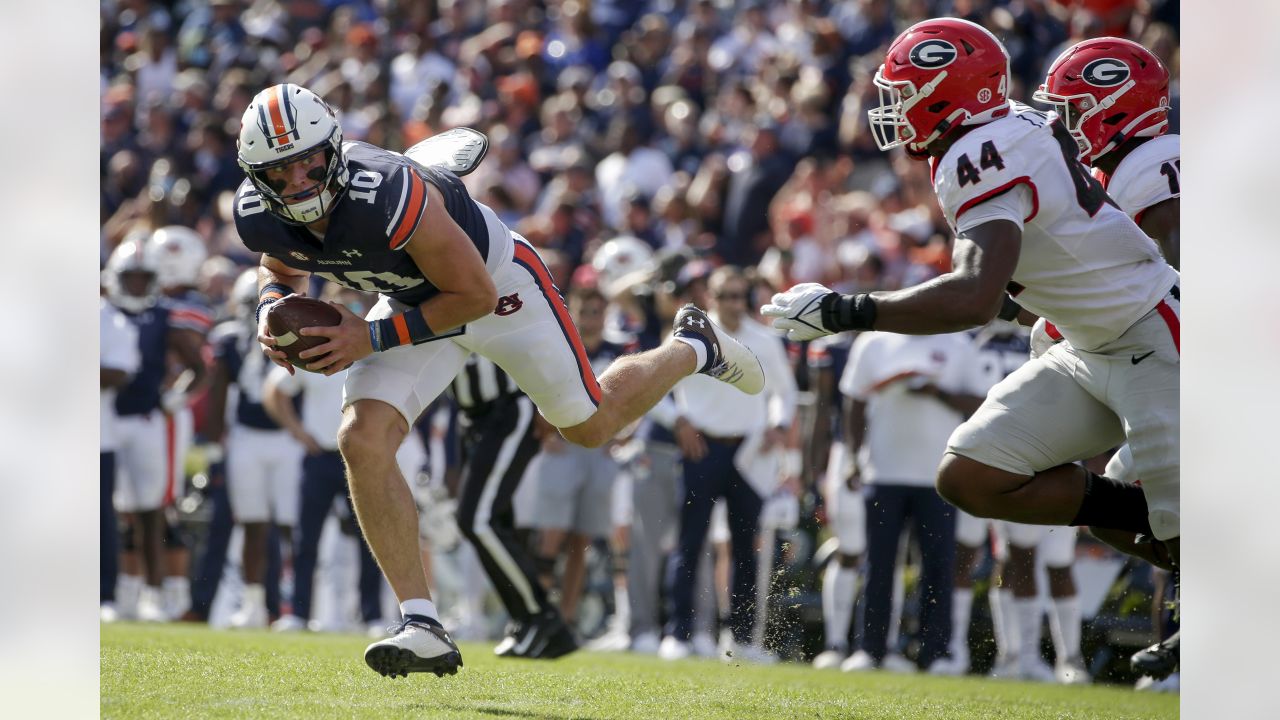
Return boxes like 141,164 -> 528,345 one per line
1014,597 -> 1042,665
243,583 -> 265,606
989,588 -> 1014,659
949,588 -> 973,660
117,574 -> 143,610
672,335 -> 709,373
822,562 -> 856,653
1049,595 -> 1082,662
400,598 -> 439,622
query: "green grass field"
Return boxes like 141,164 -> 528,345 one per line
102,623 -> 1177,719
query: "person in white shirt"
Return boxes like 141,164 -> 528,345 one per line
101,297 -> 141,622
837,326 -> 985,673
659,266 -> 797,663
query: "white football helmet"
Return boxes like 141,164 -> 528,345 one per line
105,237 -> 159,314
237,83 -> 349,224
230,268 -> 260,320
148,225 -> 207,290
592,236 -> 655,298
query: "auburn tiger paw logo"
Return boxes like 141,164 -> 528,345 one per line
494,293 -> 523,316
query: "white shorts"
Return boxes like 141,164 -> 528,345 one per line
226,426 -> 304,525
995,522 -> 1078,568
955,510 -> 992,548
823,442 -> 866,555
948,291 -> 1180,540
1104,444 -> 1136,483
524,443 -> 617,538
344,239 -> 603,430
114,413 -> 172,512
709,499 -> 730,545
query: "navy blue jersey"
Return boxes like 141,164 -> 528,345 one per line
210,320 -> 282,430
114,301 -> 174,416
233,141 -> 493,307
807,333 -> 856,437
166,288 -> 215,336
970,328 -> 1032,394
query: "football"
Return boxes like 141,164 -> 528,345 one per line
265,296 -> 342,370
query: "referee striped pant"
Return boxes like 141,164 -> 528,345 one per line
454,393 -> 552,623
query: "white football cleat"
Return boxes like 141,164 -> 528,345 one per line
1055,656 -> 1091,684
364,617 -> 463,678
1019,656 -> 1058,683
673,305 -> 764,395
629,631 -> 661,655
881,653 -> 917,674
657,636 -> 692,661
812,649 -> 846,670
926,654 -> 968,676
271,614 -> 308,633
136,586 -> 169,623
840,650 -> 877,672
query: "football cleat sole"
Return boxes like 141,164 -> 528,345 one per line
364,645 -> 463,679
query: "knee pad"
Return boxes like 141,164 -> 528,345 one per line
120,519 -> 137,552
163,520 -> 187,550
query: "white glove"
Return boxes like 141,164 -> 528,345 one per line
760,492 -> 800,531
1028,317 -> 1064,360
760,282 -> 836,342
161,387 -> 188,414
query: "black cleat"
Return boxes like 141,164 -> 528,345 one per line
494,621 -> 529,657
1131,629 -> 1179,680
364,617 -> 464,678
509,611 -> 578,660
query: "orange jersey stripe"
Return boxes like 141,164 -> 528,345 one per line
392,314 -> 411,345
513,243 -> 603,404
389,171 -> 427,249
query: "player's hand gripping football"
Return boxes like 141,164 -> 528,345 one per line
296,302 -> 374,375
257,294 -> 298,375
760,283 -> 837,342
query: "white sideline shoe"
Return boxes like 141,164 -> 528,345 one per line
812,649 -> 846,670
658,636 -> 692,661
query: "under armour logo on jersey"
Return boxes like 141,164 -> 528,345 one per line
494,293 -> 523,316
1081,58 -> 1131,88
342,249 -> 362,258
685,316 -> 706,329
909,39 -> 958,69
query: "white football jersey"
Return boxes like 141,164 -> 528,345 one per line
933,102 -> 1179,351
1094,133 -> 1180,221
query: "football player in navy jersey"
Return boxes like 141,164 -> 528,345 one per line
232,83 -> 765,678
105,238 -> 208,622
148,225 -> 215,620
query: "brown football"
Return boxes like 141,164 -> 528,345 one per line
266,296 -> 342,370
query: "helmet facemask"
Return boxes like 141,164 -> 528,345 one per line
869,68 -> 975,157
243,129 -> 348,225
1033,79 -> 1166,163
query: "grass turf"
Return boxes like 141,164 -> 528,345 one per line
101,623 -> 1177,719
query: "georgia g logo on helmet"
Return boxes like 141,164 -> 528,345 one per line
1081,58 -> 1131,87
909,39 -> 958,69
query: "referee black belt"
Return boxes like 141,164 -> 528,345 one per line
701,433 -> 745,446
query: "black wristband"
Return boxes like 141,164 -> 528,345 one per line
821,292 -> 877,332
997,294 -> 1022,322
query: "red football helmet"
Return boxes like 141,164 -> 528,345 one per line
868,18 -> 1011,158
1033,37 -> 1170,162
